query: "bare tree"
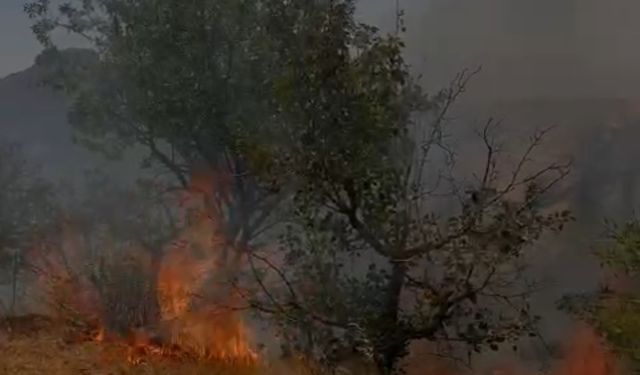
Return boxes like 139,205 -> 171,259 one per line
240,67 -> 572,374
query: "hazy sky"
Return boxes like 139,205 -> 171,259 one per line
0,1 -> 41,78
6,0 -> 640,99
0,0 -> 403,78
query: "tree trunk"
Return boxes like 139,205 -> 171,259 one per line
376,262 -> 408,374
10,248 -> 19,314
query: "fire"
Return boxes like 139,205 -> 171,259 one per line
398,325 -> 622,375
27,171 -> 258,366
550,326 -> 619,375
22,171 -> 628,374
27,218 -> 103,333
155,169 -> 257,363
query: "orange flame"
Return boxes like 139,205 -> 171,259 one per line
133,169 -> 257,364
156,192 -> 257,363
27,218 -> 103,332
24,171 -> 627,373
28,171 -> 258,366
550,326 -> 619,375
400,325 -> 621,375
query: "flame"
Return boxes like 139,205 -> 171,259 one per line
156,194 -> 257,363
27,218 -> 103,332
27,171 -> 258,366
23,171 -> 627,373
550,326 -> 619,375
26,215 -> 625,374
398,325 -> 622,375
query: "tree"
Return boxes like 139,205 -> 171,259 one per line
25,168 -> 183,336
23,0 -> 309,256
238,3 -> 573,374
73,171 -> 178,333
25,1 -> 573,373
0,142 -> 56,313
23,2 -> 349,342
559,218 -> 640,371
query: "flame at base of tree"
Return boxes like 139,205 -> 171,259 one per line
22,238 -> 630,374
26,172 -> 258,366
21,172 -> 626,374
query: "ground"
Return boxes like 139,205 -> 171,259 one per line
0,315 -> 316,375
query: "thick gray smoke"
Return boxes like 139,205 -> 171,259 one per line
364,0 -> 640,100
360,0 -> 640,367
2,0 -> 639,369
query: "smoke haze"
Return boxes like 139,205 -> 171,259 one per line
361,1 -> 640,365
1,0 -> 640,370
370,0 -> 640,101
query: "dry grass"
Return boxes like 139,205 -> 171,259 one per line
0,315 -> 620,375
0,315 -> 463,375
0,315 -> 321,375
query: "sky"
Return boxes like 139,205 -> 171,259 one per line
0,1 -> 407,78
0,0 -> 404,78
6,0 -> 640,101
0,1 -> 41,78
1,0 -> 89,78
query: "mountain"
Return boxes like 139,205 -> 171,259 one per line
3,48 -> 639,211
0,48 -> 138,187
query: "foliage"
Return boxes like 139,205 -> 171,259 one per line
23,168 -> 178,334
76,172 -> 179,332
23,0 -> 307,248
25,1 -> 573,373
595,298 -> 640,365
73,170 -> 177,252
75,172 -> 178,332
559,218 -> 640,370
23,0 -> 320,334
237,3 -> 572,374
598,219 -> 640,277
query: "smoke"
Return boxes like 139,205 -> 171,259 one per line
358,0 -> 640,366
362,0 -> 640,101
4,0 -> 639,369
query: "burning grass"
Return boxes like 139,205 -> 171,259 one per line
8,172 -> 628,374
0,314 -> 627,375
0,314 -> 622,375
22,172 -> 260,368
0,315 -> 313,375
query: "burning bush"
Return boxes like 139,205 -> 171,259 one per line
92,247 -> 159,336
23,175 -> 259,366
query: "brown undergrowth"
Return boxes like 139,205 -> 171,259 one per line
0,315 -> 317,375
0,315 -> 625,375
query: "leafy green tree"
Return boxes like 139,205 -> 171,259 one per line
235,3 -> 573,373
559,218 -> 640,371
23,0 -> 357,341
23,0 -> 307,252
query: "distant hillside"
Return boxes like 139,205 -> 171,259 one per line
4,48 -> 639,203
0,49 -> 139,187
